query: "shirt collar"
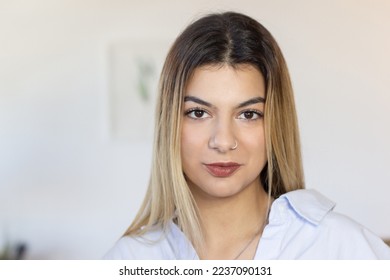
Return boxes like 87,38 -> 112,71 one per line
276,189 -> 336,225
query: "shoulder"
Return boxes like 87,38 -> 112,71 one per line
103,222 -> 197,260
103,227 -> 167,260
269,189 -> 390,259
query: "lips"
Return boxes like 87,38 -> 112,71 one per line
204,162 -> 241,177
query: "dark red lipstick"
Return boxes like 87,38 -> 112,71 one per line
204,162 -> 241,177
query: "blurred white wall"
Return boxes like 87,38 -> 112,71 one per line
0,0 -> 389,259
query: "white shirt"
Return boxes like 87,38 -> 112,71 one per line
104,189 -> 390,259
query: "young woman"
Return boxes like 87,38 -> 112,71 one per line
104,12 -> 390,259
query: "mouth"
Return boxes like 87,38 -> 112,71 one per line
204,162 -> 241,178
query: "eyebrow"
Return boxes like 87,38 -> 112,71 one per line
184,96 -> 265,109
236,97 -> 266,108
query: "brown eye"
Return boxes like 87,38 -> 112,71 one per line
238,110 -> 263,121
185,108 -> 210,119
244,111 -> 254,119
194,110 -> 204,118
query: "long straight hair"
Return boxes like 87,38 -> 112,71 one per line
125,12 -> 305,250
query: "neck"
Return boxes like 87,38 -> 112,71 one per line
191,181 -> 270,259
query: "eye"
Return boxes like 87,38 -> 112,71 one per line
237,110 -> 263,121
185,108 -> 211,119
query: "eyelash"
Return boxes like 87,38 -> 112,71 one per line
238,109 -> 264,121
184,107 -> 211,119
184,107 -> 264,121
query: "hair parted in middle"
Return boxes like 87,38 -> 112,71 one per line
125,11 -> 304,250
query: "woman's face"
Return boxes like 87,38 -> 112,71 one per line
181,64 -> 267,199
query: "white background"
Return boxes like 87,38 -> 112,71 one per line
0,0 -> 389,259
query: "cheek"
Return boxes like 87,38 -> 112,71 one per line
252,135 -> 266,153
181,125 -> 203,165
181,125 -> 192,155
242,129 -> 267,161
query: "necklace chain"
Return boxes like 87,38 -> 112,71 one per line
233,199 -> 272,260
233,225 -> 263,260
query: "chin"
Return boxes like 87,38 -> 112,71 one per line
195,182 -> 244,199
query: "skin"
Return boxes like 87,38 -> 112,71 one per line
181,64 -> 270,259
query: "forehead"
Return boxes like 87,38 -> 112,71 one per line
185,64 -> 266,100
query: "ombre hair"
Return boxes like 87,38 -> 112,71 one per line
125,11 -> 304,250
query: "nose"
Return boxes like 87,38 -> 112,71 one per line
208,117 -> 237,153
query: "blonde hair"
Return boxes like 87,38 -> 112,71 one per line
124,12 -> 304,250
